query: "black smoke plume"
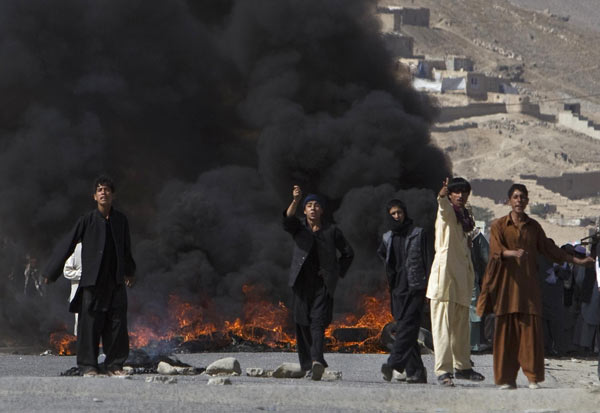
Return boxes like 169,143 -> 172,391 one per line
0,0 -> 450,347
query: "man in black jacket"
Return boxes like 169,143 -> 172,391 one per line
284,185 -> 354,381
378,199 -> 431,383
44,175 -> 136,376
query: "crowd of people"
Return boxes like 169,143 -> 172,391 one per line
281,178 -> 597,388
36,175 -> 600,387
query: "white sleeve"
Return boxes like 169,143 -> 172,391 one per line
437,195 -> 455,222
63,243 -> 82,281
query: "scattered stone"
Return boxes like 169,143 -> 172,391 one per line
272,363 -> 306,379
472,38 -> 522,61
92,398 -> 103,403
246,368 -> 273,377
123,366 -> 134,374
174,366 -> 197,375
571,358 -> 581,363
157,361 -> 178,375
322,370 -> 342,381
145,375 -> 177,384
207,377 -> 232,385
40,350 -> 53,356
205,357 -> 241,376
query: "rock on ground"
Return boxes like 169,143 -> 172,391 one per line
205,357 -> 241,376
272,363 -> 306,379
156,361 -> 177,375
246,367 -> 273,377
145,376 -> 177,384
322,370 -> 342,381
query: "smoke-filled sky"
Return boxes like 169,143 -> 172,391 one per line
0,0 -> 450,345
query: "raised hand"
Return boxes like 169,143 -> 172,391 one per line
439,177 -> 449,198
286,185 -> 302,217
292,185 -> 302,202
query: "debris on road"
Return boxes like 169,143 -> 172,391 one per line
207,377 -> 232,385
246,367 -> 273,377
145,376 -> 177,384
205,357 -> 241,376
272,363 -> 305,379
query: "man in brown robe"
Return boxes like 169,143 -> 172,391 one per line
477,184 -> 593,389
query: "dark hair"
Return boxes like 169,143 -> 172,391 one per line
93,175 -> 115,193
386,199 -> 407,215
507,183 -> 528,199
447,177 -> 471,194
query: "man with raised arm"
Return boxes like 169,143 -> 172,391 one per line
283,185 -> 354,381
477,183 -> 593,389
427,177 -> 485,387
44,175 -> 136,377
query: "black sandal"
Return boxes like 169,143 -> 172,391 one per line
437,372 -> 454,387
454,368 -> 485,381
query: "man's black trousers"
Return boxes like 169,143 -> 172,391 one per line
294,285 -> 332,372
76,286 -> 129,372
387,289 -> 426,376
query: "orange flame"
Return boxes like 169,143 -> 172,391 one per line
49,331 -> 77,355
51,283 -> 394,354
224,285 -> 294,346
325,292 -> 392,353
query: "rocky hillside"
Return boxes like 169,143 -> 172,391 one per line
388,0 -> 600,108
509,0 -> 600,33
383,0 -> 600,241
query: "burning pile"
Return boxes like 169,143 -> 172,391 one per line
50,285 -> 393,355
326,293 -> 393,353
49,330 -> 77,355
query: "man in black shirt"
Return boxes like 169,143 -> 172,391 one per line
378,199 -> 431,383
44,175 -> 136,376
283,185 -> 354,381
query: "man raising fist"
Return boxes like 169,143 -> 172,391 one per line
283,185 -> 354,381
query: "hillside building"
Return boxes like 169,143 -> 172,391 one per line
399,57 -> 446,78
445,56 -> 474,72
377,6 -> 430,31
383,32 -> 414,58
433,70 -> 510,100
